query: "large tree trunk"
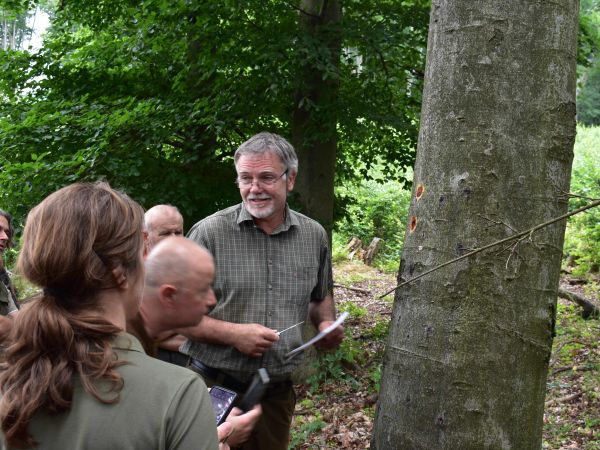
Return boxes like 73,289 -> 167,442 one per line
372,2 -> 579,449
291,0 -> 341,234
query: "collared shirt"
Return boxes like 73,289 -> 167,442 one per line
7,334 -> 218,450
182,203 -> 332,380
126,312 -> 158,357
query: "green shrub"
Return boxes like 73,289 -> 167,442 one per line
334,173 -> 411,271
563,125 -> 600,275
338,300 -> 367,319
306,336 -> 363,393
370,363 -> 382,393
288,415 -> 326,450
577,59 -> 600,126
331,233 -> 351,264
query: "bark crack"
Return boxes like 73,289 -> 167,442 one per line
493,324 -> 550,352
389,345 -> 447,365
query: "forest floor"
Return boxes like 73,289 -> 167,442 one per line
289,261 -> 600,450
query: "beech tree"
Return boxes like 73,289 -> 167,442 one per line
292,0 -> 342,232
372,1 -> 579,449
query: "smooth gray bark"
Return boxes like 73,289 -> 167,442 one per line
372,1 -> 579,449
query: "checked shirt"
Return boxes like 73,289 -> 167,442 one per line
182,203 -> 332,380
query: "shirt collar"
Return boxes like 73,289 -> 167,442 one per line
237,203 -> 299,234
112,332 -> 146,354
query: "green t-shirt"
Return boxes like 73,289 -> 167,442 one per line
3,334 -> 218,450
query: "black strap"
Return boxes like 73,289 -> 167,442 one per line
188,359 -> 249,392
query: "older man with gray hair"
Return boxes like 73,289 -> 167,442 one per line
180,132 -> 344,450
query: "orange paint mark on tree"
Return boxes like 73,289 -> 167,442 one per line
415,184 -> 425,200
409,216 -> 418,232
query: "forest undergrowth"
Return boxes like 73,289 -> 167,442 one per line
289,261 -> 600,450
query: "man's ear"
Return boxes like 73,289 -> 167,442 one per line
158,284 -> 178,307
142,231 -> 149,259
286,170 -> 297,192
112,267 -> 128,289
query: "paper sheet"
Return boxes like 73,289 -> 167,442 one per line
284,311 -> 349,359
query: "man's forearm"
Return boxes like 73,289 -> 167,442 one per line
309,294 -> 336,327
177,316 -> 280,358
177,315 -> 240,346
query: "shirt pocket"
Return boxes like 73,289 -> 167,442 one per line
287,265 -> 318,280
279,265 -> 318,301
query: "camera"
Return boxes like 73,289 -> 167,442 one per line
238,368 -> 270,412
209,386 -> 238,425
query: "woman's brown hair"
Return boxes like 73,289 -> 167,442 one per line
0,182 -> 144,448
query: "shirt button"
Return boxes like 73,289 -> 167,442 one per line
267,284 -> 272,290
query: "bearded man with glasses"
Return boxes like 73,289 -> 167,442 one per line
180,132 -> 344,450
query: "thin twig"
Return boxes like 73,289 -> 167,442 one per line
380,199 -> 600,298
551,365 -> 597,376
478,214 -> 517,233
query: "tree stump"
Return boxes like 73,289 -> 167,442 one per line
363,237 -> 382,266
345,237 -> 363,260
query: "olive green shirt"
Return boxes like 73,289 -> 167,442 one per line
183,203 -> 333,380
3,334 -> 219,450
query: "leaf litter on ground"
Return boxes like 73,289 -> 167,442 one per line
290,262 -> 600,450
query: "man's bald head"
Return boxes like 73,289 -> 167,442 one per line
144,205 -> 184,252
143,236 -> 216,331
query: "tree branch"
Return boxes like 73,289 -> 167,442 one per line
545,392 -> 582,406
380,199 -> 600,298
558,287 -> 599,319
284,1 -> 321,19
333,283 -> 370,294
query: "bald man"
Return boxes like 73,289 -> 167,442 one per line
144,204 -> 184,252
139,236 -> 216,344
143,204 -> 188,365
129,236 -> 261,447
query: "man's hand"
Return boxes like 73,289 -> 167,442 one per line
309,295 -> 343,349
225,405 -> 262,446
232,324 -> 279,357
216,421 -> 233,450
314,320 -> 344,349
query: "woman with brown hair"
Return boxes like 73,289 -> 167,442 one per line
0,182 -> 227,449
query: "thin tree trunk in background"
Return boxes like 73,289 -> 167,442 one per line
291,0 -> 341,235
372,1 -> 579,449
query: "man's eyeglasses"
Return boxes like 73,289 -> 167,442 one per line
236,169 -> 288,188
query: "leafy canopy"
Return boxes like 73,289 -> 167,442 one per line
0,0 -> 429,228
